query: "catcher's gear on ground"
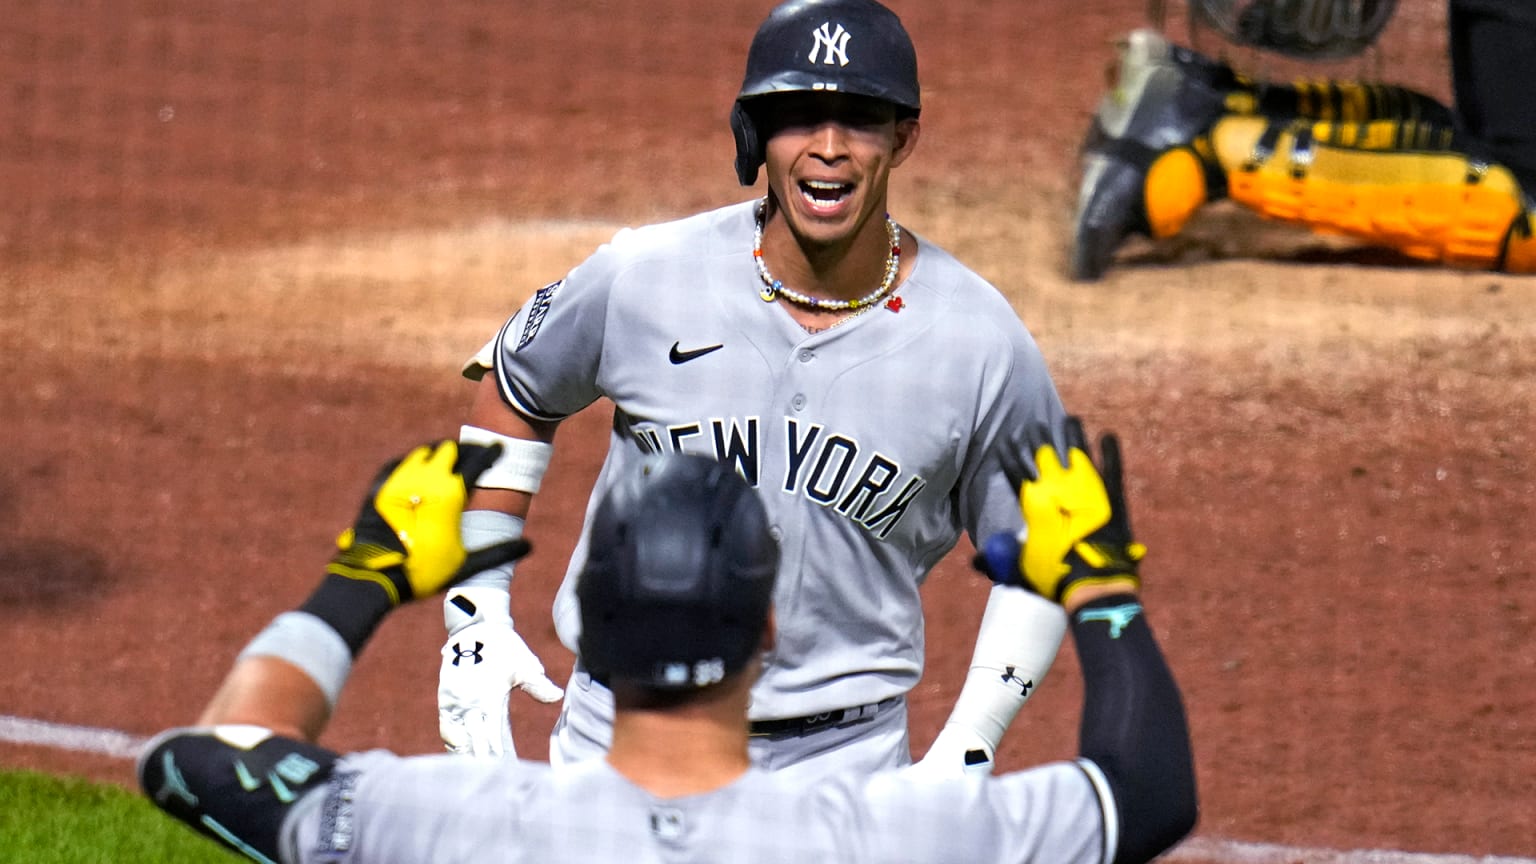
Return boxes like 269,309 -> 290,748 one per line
438,586 -> 563,758
975,418 -> 1144,608
731,0 -> 921,185
1192,0 -> 1397,59
1071,29 -> 1233,280
1218,113 -> 1535,269
1071,28 -> 1536,279
577,453 -> 778,691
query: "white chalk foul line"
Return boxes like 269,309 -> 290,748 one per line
2,715 -> 1532,864
1167,838 -> 1536,864
0,714 -> 150,760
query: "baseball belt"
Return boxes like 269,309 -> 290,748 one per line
747,697 -> 904,740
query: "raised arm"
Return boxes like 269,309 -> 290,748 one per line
976,417 -> 1197,864
437,372 -> 565,758
139,440 -> 526,862
912,339 -> 1070,780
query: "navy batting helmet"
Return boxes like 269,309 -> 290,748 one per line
577,454 -> 779,691
731,0 -> 922,185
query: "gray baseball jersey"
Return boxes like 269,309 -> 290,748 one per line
476,199 -> 1066,721
281,750 -> 1116,864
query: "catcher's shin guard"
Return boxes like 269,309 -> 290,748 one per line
1074,29 -> 1536,276
1209,114 -> 1536,271
1242,79 -> 1458,127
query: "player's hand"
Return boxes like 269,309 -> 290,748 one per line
438,590 -> 564,758
974,417 -> 1144,608
326,441 -> 530,605
906,723 -> 996,781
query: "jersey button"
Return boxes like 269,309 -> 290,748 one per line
797,349 -> 814,363
791,394 -> 806,411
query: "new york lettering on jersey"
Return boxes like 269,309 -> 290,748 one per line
626,415 -> 925,540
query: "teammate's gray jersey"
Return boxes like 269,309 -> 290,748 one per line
282,751 -> 1116,864
477,200 -> 1065,719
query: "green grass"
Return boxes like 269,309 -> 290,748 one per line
0,770 -> 239,863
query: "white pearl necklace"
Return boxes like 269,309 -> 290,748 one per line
753,198 -> 901,311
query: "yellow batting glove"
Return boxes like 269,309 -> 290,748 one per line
1011,418 -> 1145,608
328,441 -> 527,605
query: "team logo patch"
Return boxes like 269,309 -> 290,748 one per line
317,770 -> 361,856
649,806 -> 685,841
809,22 -> 850,67
515,280 -> 562,351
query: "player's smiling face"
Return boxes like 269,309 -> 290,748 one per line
758,92 -> 919,247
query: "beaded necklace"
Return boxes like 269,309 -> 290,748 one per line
753,198 -> 901,312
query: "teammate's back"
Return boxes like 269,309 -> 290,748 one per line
279,751 -> 1111,864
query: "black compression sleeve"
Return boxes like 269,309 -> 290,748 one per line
298,573 -> 394,656
1073,596 -> 1198,864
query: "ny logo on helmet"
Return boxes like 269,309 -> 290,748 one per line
808,22 -> 850,66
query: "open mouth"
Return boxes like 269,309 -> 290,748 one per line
799,179 -> 853,209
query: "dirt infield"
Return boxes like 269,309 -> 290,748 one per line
2,0 -> 1533,858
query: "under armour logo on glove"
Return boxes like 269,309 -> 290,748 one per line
451,641 -> 485,666
438,611 -> 563,757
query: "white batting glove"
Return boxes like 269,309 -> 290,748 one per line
906,587 -> 1067,782
438,587 -> 563,758
905,723 -> 997,781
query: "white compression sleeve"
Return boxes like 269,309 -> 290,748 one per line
444,510 -> 524,633
932,586 -> 1068,762
449,425 -> 541,634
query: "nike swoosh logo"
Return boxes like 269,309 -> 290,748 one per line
669,342 -> 724,364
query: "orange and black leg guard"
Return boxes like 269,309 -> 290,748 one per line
1241,80 -> 1458,127
1206,113 -> 1536,272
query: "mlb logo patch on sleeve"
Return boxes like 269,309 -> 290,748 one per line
517,280 -> 563,351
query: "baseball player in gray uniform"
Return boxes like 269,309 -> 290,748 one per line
437,0 -> 1073,781
139,425 -> 1198,864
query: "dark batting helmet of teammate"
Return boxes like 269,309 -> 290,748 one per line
576,454 -> 780,691
731,0 -> 922,185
